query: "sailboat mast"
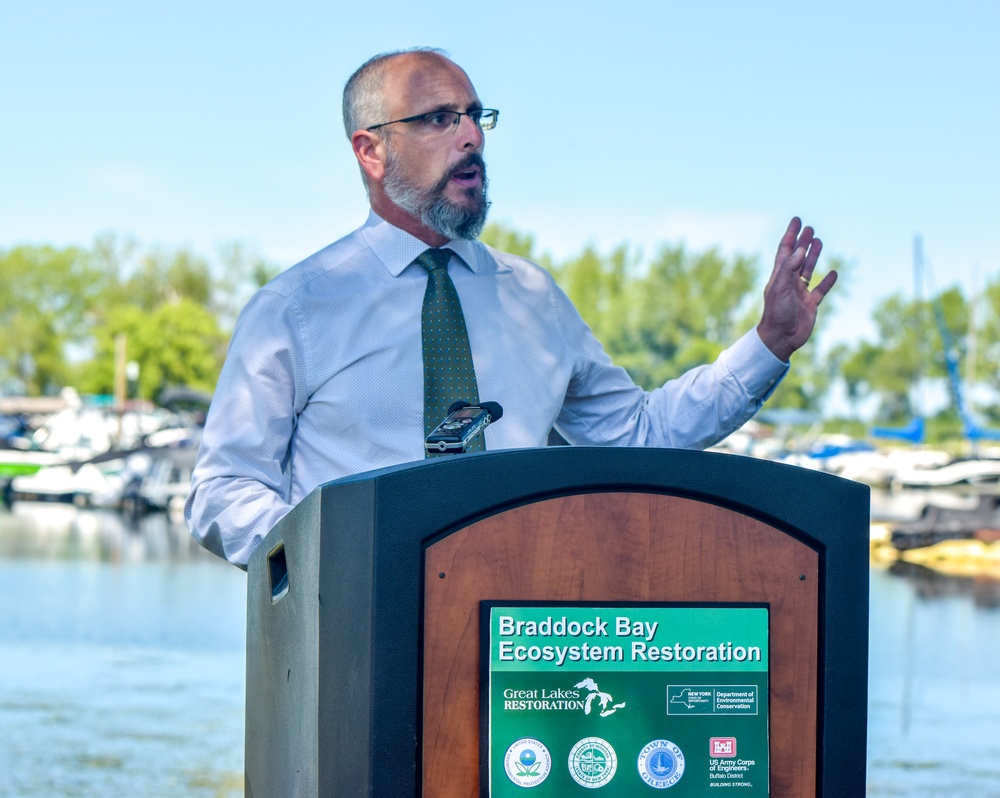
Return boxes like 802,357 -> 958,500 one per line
914,234 -> 925,423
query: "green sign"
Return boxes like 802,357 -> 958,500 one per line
482,603 -> 769,795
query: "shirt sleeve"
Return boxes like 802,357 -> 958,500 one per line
184,289 -> 309,569
551,283 -> 788,450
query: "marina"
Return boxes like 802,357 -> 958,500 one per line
1,484 -> 999,796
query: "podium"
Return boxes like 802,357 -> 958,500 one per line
245,447 -> 869,797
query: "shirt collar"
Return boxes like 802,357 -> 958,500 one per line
360,210 -> 483,277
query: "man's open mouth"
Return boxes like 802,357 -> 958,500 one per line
451,166 -> 480,184
446,153 -> 486,187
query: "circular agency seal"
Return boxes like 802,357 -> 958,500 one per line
637,739 -> 685,789
503,738 -> 552,788
568,737 -> 618,789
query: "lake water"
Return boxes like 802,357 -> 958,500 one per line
2,501 -> 999,796
0,506 -> 246,797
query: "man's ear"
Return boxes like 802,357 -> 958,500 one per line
351,129 -> 386,182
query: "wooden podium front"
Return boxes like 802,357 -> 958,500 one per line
245,447 -> 869,797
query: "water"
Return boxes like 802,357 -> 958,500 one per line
0,506 -> 246,797
867,565 -> 1000,796
2,502 -> 1000,796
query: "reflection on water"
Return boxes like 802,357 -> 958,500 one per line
2,501 -> 1000,796
872,481 -> 1000,794
887,559 -> 1000,609
0,501 -> 212,563
0,504 -> 246,798
867,566 -> 1000,796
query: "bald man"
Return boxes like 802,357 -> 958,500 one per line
186,48 -> 836,568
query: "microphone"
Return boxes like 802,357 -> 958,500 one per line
479,401 -> 503,423
426,401 -> 504,454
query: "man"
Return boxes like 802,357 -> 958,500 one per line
185,47 -> 836,569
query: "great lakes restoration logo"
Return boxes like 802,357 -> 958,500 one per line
501,677 -> 625,717
503,738 -> 551,788
575,677 -> 626,717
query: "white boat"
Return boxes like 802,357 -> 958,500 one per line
0,449 -> 64,479
836,448 -> 952,487
9,462 -> 118,506
892,459 -> 1000,489
137,449 -> 196,513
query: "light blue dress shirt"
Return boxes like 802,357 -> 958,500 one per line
186,211 -> 788,567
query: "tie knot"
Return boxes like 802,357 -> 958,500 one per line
415,248 -> 453,273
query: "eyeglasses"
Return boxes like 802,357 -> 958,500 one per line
366,108 -> 499,134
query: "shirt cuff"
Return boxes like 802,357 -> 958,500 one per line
722,328 -> 789,401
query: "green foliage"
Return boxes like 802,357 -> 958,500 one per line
553,244 -> 636,366
0,244 -> 103,393
836,341 -> 883,413
78,300 -> 226,400
479,222 -> 545,263
490,222 -> 841,405
970,278 -> 1000,399
843,285 -> 973,423
541,232 -> 843,403
624,245 -> 759,387
24,218 -> 1000,445
0,235 -> 280,401
215,241 -> 283,329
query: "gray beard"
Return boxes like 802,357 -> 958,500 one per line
383,152 -> 491,240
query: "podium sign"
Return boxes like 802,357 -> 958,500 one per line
482,603 -> 770,795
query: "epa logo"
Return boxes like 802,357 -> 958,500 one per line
710,737 -> 737,757
503,738 -> 552,788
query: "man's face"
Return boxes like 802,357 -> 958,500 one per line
377,55 -> 490,240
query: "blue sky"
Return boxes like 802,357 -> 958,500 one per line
2,0 -> 998,354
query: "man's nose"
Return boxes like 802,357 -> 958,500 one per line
456,114 -> 484,151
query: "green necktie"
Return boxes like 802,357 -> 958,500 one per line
416,248 -> 483,455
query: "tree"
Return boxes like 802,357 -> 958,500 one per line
836,285 -> 970,424
970,276 -> 1000,405
551,241 -> 765,391
833,341 -> 881,415
479,222 -> 845,410
479,222 -> 546,264
75,237 -> 280,400
624,245 -> 761,389
78,298 -> 226,400
215,241 -> 283,330
96,245 -> 214,313
0,221 -> 853,423
553,243 -> 636,363
0,244 -> 103,393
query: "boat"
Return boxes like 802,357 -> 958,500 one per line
891,458 -> 1000,489
888,494 -> 1000,551
836,447 -> 951,488
0,449 -> 65,480
7,462 -> 115,506
122,448 -> 196,515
